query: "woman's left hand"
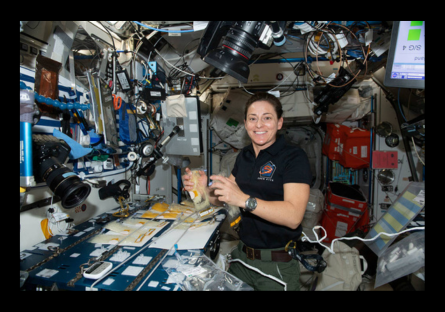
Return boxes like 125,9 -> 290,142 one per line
209,175 -> 247,207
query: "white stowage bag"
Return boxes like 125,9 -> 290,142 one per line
299,241 -> 366,291
317,241 -> 365,290
323,88 -> 362,124
210,89 -> 251,149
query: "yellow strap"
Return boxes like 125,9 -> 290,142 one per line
230,216 -> 241,227
40,218 -> 53,239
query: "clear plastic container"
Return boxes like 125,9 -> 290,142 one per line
374,231 -> 425,288
162,251 -> 253,291
365,182 -> 425,257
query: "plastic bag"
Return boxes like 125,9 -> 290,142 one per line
209,89 -> 251,149
162,250 -> 253,291
34,54 -> 62,119
374,231 -> 425,289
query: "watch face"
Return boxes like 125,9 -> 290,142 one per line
246,197 -> 257,211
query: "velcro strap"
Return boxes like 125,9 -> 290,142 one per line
327,201 -> 364,216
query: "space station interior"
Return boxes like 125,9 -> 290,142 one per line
20,21 -> 425,291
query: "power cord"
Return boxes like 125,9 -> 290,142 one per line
302,225 -> 425,255
46,197 -> 73,236
227,258 -> 287,291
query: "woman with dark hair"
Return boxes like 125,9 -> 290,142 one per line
182,92 -> 312,290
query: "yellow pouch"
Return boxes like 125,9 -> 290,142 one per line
183,216 -> 197,223
161,212 -> 179,219
140,211 -> 160,219
151,202 -> 169,212
104,221 -> 137,235
168,203 -> 194,213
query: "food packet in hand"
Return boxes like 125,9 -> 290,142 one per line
189,168 -> 211,212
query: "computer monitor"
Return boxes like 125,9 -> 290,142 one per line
383,21 -> 425,89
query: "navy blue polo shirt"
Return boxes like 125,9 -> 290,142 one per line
232,134 -> 312,249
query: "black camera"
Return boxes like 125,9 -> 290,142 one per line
33,135 -> 91,209
197,21 -> 273,83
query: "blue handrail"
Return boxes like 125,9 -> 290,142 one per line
20,81 -> 90,111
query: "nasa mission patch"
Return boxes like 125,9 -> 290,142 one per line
258,161 -> 276,181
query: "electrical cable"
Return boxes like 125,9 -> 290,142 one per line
154,48 -> 223,82
154,49 -> 195,76
179,38 -> 200,68
397,88 -> 408,122
241,55 -> 306,97
308,32 -> 338,57
312,28 -> 343,83
303,21 -> 371,89
127,23 -> 214,83
329,22 -> 371,83
411,137 -> 425,166
278,60 -> 307,98
128,25 -> 219,84
301,225 -> 425,255
227,258 -> 288,291
45,196 -> 72,236
79,161 -> 134,181
97,21 -> 116,53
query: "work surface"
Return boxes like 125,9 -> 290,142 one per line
20,200 -> 226,291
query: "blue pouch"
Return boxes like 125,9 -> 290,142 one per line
118,101 -> 137,144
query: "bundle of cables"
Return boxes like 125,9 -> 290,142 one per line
302,21 -> 372,88
41,197 -> 74,239
307,30 -> 343,59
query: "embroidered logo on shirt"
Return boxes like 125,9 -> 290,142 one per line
258,161 -> 276,181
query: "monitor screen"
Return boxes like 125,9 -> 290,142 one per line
383,21 -> 425,89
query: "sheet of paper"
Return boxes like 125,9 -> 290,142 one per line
121,265 -> 144,276
149,222 -> 220,250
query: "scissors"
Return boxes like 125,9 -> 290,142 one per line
112,94 -> 122,110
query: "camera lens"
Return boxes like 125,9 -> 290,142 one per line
203,21 -> 267,83
41,160 -> 91,209
33,137 -> 91,209
222,27 -> 258,60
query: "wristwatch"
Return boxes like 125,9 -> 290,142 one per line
245,197 -> 257,212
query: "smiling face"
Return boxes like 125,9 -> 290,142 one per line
245,100 -> 283,155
